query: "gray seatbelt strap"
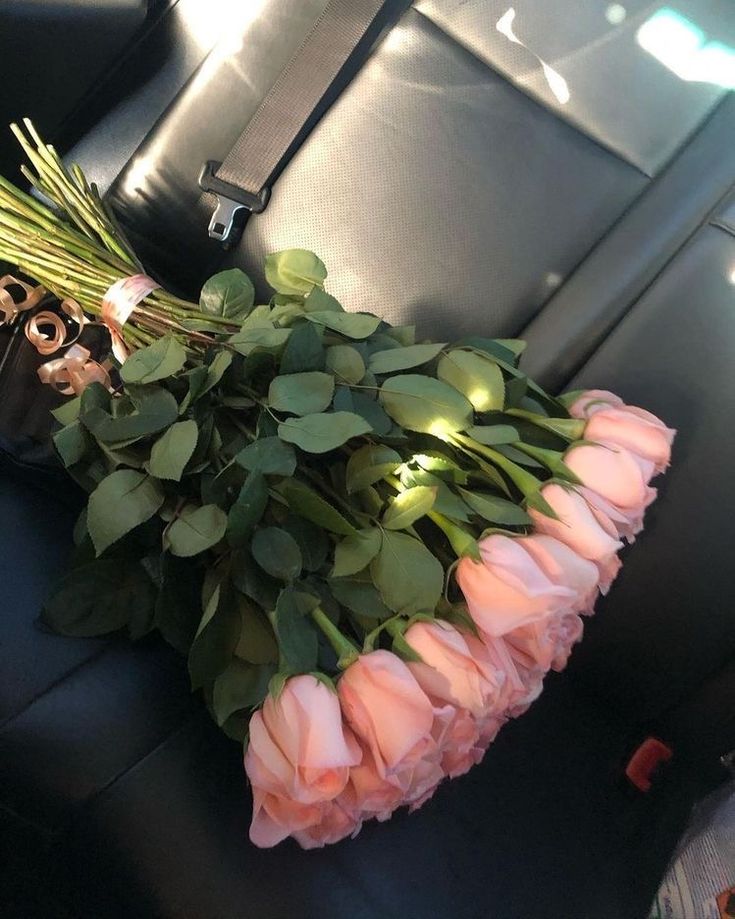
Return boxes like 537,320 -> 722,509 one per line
199,0 -> 389,244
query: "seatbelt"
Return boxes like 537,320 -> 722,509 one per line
199,0 -> 389,245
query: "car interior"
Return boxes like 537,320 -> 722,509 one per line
1,1 -> 734,917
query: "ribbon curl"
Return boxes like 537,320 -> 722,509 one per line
37,343 -> 111,396
0,275 -> 46,323
26,273 -> 159,396
25,298 -> 88,355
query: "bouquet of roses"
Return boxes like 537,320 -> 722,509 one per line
0,123 -> 675,848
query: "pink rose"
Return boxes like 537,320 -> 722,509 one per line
403,620 -> 508,776
456,534 -> 576,637
564,442 -> 656,540
404,620 -> 505,718
338,651 -> 444,808
244,675 -> 361,848
341,742 -> 405,823
505,611 -> 584,675
528,483 -> 623,592
481,632 -> 544,718
517,534 -> 600,614
291,800 -> 359,850
569,390 -> 675,474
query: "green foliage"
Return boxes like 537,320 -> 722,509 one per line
325,345 -> 365,384
268,371 -> 334,415
120,335 -> 187,384
41,246 -> 579,755
278,411 -> 371,454
305,310 -> 381,339
251,527 -> 302,581
277,479 -> 358,536
379,374 -> 473,434
382,485 -> 437,530
199,268 -> 255,321
332,528 -> 382,577
43,558 -> 156,638
368,342 -> 446,374
165,504 -> 228,557
345,444 -> 402,493
437,350 -> 505,412
265,249 -> 327,295
88,470 -> 165,555
370,531 -> 444,615
148,420 -> 198,481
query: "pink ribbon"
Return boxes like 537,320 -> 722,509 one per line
0,274 -> 46,323
101,273 -> 159,363
37,343 -> 111,396
25,298 -> 88,355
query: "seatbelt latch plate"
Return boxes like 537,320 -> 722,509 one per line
199,161 -> 270,244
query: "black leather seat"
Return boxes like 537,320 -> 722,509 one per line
2,2 -> 734,917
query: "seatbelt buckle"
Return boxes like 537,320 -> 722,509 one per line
198,161 -> 270,245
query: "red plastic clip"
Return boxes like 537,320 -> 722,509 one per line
625,737 -> 673,792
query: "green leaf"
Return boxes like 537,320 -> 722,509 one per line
329,571 -> 393,619
166,504 -> 227,557
467,424 -> 520,445
282,517 -> 329,572
53,420 -> 89,467
227,471 -> 268,546
306,310 -> 381,339
345,444 -> 402,493
252,527 -> 302,581
505,375 -> 528,407
368,342 -> 446,375
43,558 -> 156,638
82,386 -> 179,446
235,596 -> 279,665
188,584 -> 241,689
228,325 -> 291,356
379,374 -> 473,435
265,249 -> 327,296
120,335 -> 187,384
202,350 -> 233,393
279,320 -> 325,373
455,336 -> 520,365
412,452 -> 468,482
304,286 -> 343,313
178,366 -> 208,415
148,419 -> 198,481
382,485 -> 437,530
272,586 -> 320,673
384,324 -> 416,346
199,268 -> 255,320
332,528 -> 382,577
277,479 -> 358,536
494,338 -> 527,359
437,350 -> 505,412
231,548 -> 280,610
268,371 -> 335,415
458,488 -> 531,526
87,471 -> 164,556
325,345 -> 365,384
52,395 -> 81,426
494,444 -> 544,468
212,658 -> 275,726
370,530 -> 443,615
335,387 -> 393,436
154,553 -> 203,653
278,411 -> 371,453
234,437 -> 297,477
